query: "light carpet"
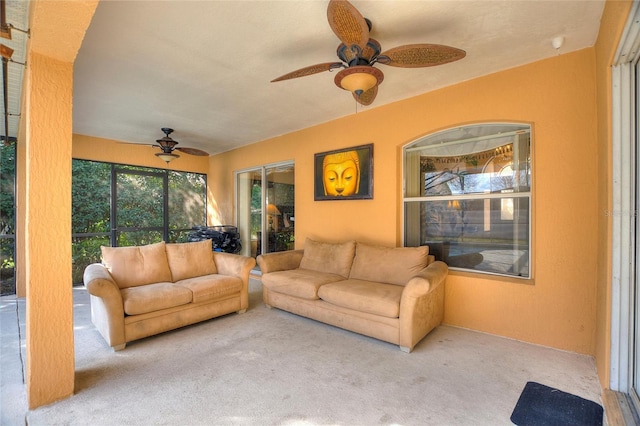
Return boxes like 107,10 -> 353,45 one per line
23,280 -> 602,425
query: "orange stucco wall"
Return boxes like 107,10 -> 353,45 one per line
593,0 -> 634,389
210,48 -> 600,355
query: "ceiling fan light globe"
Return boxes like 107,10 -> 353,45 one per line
341,73 -> 377,93
334,66 -> 384,96
155,152 -> 180,163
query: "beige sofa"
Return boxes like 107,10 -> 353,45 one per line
257,238 -> 448,352
83,239 -> 256,350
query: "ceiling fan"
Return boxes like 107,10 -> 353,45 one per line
271,0 -> 466,106
154,127 -> 209,163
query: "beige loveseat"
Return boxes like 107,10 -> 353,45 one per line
257,239 -> 448,352
84,239 -> 256,350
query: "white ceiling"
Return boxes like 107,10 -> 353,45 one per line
71,0 -> 605,156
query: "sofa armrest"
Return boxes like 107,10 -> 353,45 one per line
213,252 -> 256,312
256,250 -> 304,274
84,263 -> 120,299
398,261 -> 448,352
83,263 -> 126,350
213,252 -> 256,281
402,261 -> 448,299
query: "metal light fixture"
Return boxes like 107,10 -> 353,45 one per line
148,127 -> 210,162
155,127 -> 180,163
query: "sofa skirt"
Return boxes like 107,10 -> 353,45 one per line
124,295 -> 242,344
264,288 -> 400,346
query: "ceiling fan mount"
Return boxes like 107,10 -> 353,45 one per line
153,127 -> 209,163
156,128 -> 178,154
271,0 -> 466,106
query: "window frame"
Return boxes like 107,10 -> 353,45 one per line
402,122 -> 533,280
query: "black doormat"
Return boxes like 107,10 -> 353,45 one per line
510,381 -> 603,426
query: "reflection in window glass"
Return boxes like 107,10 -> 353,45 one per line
404,123 -> 531,278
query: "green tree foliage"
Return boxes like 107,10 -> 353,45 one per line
72,160 -> 111,233
71,160 -> 111,284
169,171 -> 206,230
1,143 -> 16,294
169,171 -> 206,242
116,172 -> 163,230
0,143 -> 15,235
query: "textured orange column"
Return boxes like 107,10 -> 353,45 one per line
24,52 -> 75,408
22,0 -> 98,409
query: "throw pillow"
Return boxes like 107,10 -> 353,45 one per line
299,238 -> 356,278
101,241 -> 172,289
165,239 -> 217,282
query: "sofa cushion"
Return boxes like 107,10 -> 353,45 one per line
318,279 -> 404,318
349,243 -> 429,286
165,240 -> 217,282
263,269 -> 345,300
299,238 -> 356,278
120,282 -> 193,315
101,242 -> 172,289
174,274 -> 242,303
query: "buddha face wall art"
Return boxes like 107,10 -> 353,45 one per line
314,144 -> 373,201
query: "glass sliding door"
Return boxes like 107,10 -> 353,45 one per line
612,4 -> 640,416
236,169 -> 263,258
236,162 -> 294,260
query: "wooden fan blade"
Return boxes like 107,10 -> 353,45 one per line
353,85 -> 378,106
176,147 -> 209,156
271,62 -> 343,82
327,0 -> 369,50
117,141 -> 156,148
380,44 -> 466,68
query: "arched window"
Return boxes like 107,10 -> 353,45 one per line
403,123 -> 532,279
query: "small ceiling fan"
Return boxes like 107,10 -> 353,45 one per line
154,128 -> 209,163
271,0 -> 466,106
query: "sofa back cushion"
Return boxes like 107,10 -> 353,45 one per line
349,243 -> 429,286
165,239 -> 217,282
101,242 -> 172,289
299,238 -> 356,278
